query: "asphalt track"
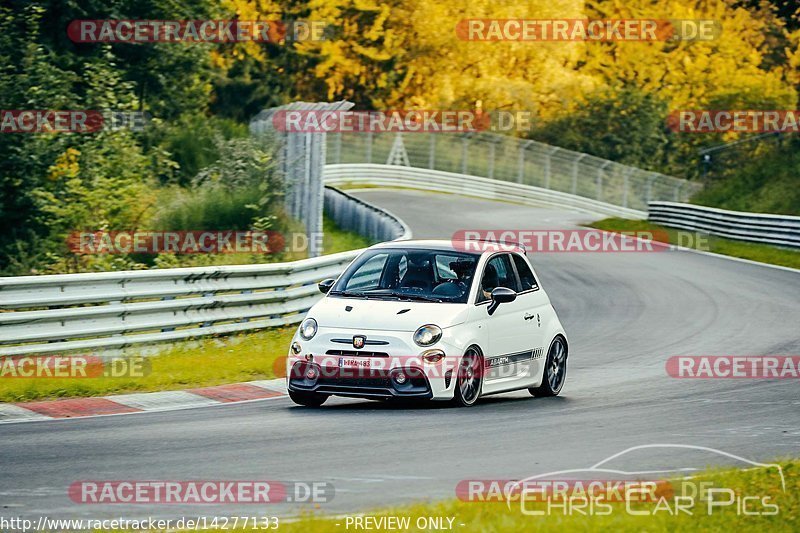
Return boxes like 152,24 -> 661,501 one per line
1,190 -> 799,521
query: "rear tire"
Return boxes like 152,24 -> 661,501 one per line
529,336 -> 567,397
451,346 -> 483,407
289,390 -> 329,407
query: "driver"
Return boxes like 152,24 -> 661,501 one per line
480,263 -> 499,301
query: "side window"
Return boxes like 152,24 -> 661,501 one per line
512,254 -> 539,292
477,254 -> 519,302
344,253 -> 389,290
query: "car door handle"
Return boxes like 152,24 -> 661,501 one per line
524,313 -> 535,321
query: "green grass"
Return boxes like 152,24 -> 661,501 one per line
273,459 -> 799,532
0,326 -> 295,403
321,215 -> 372,254
690,141 -> 800,216
587,218 -> 800,270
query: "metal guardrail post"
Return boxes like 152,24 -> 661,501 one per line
428,134 -> 436,169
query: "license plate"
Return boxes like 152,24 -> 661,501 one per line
339,358 -> 370,368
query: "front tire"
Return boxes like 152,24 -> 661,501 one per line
289,390 -> 329,407
452,346 -> 483,407
529,336 -> 567,397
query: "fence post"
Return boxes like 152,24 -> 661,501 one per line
366,131 -> 373,163
517,140 -> 533,184
335,132 -> 342,164
622,168 -> 632,209
428,134 -> 436,169
248,101 -> 354,259
646,174 -> 655,204
597,161 -> 611,201
487,139 -> 496,179
674,181 -> 682,201
544,147 -> 560,189
461,135 -> 469,174
570,153 -> 585,195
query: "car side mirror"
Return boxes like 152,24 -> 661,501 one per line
487,287 -> 516,315
318,278 -> 335,294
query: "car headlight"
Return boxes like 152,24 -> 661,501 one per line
413,324 -> 442,347
299,318 -> 318,340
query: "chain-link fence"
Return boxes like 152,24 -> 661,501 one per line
252,103 -> 703,254
327,131 -> 702,212
251,102 -> 354,257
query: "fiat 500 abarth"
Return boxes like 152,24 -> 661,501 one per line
286,240 -> 569,407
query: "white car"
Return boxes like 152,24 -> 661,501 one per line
286,240 -> 569,407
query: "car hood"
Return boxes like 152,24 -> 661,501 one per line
310,296 -> 470,331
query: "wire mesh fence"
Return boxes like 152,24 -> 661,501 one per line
252,102 -> 703,254
327,131 -> 702,212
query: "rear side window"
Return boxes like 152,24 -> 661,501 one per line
513,254 -> 538,291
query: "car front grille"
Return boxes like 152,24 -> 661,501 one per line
325,349 -> 389,358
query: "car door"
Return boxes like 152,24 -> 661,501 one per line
509,253 -> 548,387
474,253 -> 537,393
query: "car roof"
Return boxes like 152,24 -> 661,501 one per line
368,239 -> 525,256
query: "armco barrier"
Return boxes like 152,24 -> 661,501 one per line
648,202 -> 800,249
0,188 -> 409,356
323,163 -> 647,219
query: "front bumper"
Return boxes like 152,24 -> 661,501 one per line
286,328 -> 459,400
288,361 -> 435,399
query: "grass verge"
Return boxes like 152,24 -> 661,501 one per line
587,218 -> 800,270
0,327 -> 294,403
321,214 -> 372,254
277,459 -> 799,532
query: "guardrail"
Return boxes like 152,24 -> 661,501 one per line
324,186 -> 411,242
648,202 -> 800,249
0,188 -> 410,356
324,164 -> 647,219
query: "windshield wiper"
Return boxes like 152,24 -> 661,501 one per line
362,289 -> 443,302
331,289 -> 443,302
328,290 -> 366,298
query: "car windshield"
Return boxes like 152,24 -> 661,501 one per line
330,248 -> 479,303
